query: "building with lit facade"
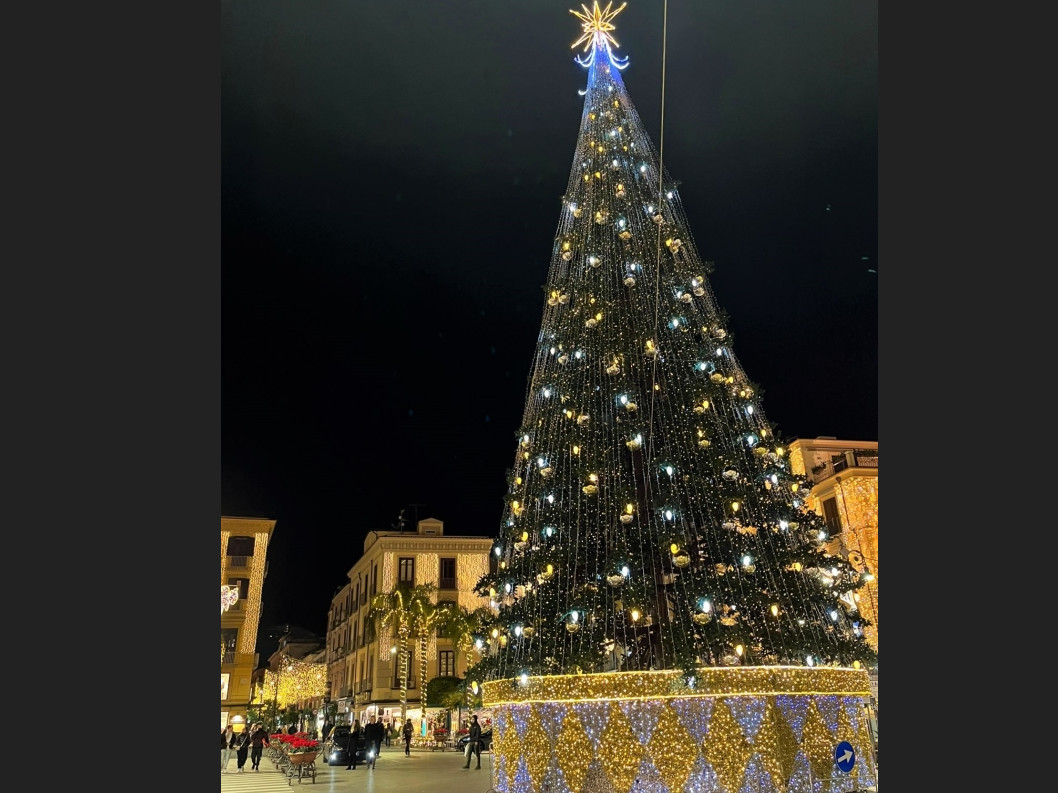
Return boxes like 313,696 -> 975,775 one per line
221,515 -> 276,732
787,437 -> 878,703
325,518 -> 493,731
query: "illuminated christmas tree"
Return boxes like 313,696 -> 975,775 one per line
471,2 -> 876,683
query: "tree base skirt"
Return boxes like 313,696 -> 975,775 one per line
482,666 -> 876,793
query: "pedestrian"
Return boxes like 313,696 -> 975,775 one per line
321,721 -> 334,742
462,714 -> 482,769
345,719 -> 362,770
221,724 -> 236,773
402,717 -> 414,756
234,727 -> 251,773
383,719 -> 392,747
249,722 -> 271,771
364,715 -> 384,768
287,724 -> 297,735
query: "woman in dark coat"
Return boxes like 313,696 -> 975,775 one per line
345,719 -> 362,770
234,728 -> 251,773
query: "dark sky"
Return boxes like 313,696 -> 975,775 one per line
221,0 -> 877,649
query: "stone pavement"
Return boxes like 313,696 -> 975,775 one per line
221,741 -> 496,793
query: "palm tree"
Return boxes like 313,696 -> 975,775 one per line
408,587 -> 444,711
438,604 -> 493,712
368,581 -> 438,725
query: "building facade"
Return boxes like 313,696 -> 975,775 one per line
325,518 -> 493,733
787,437 -> 878,659
221,515 -> 277,731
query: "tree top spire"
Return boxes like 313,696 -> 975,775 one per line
570,1 -> 627,52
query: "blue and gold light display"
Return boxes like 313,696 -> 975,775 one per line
484,668 -> 876,793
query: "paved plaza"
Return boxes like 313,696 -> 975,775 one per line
221,742 -> 496,793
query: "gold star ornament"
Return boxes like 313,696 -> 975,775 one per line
570,1 -> 627,52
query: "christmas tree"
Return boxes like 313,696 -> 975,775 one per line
470,2 -> 876,684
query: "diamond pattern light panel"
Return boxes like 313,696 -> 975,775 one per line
485,668 -> 876,793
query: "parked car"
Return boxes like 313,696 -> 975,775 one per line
325,725 -> 367,766
454,728 -> 493,753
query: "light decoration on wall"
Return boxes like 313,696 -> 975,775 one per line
221,585 -> 239,613
264,653 -> 327,709
241,532 -> 269,653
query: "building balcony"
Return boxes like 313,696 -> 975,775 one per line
809,450 -> 878,484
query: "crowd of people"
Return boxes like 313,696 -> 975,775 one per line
220,722 -> 271,773
222,712 -> 489,775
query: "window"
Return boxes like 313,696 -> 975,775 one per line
221,628 -> 238,663
438,650 -> 455,677
372,564 -> 378,595
436,600 -> 455,637
440,558 -> 456,590
398,557 -> 415,583
226,535 -> 255,556
226,577 -> 249,605
821,497 -> 843,536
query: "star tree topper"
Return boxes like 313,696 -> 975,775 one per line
570,1 -> 627,52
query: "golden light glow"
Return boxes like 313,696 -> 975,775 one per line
484,668 -> 875,793
570,2 -> 628,52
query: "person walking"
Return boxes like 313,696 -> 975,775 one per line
462,714 -> 482,769
402,717 -> 414,756
364,715 -> 384,768
234,728 -> 251,773
249,723 -> 271,771
321,721 -> 334,743
345,719 -> 362,770
221,725 -> 236,773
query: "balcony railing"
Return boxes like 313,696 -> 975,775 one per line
439,577 -> 457,590
222,650 -> 236,664
226,555 -> 249,568
809,451 -> 878,484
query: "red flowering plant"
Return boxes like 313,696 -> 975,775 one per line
272,733 -> 320,754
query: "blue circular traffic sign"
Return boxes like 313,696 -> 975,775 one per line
834,741 -> 856,773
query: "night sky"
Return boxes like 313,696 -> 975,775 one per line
221,0 -> 877,651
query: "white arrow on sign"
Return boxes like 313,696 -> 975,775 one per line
837,749 -> 853,765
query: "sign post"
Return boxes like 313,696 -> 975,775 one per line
834,740 -> 856,774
